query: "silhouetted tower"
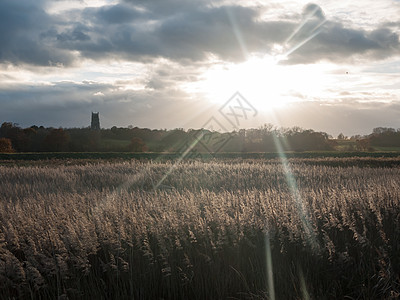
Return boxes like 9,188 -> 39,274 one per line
91,112 -> 100,130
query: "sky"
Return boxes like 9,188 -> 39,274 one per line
0,0 -> 399,136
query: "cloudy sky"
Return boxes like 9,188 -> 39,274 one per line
0,0 -> 399,136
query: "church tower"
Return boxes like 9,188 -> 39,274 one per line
91,112 -> 100,130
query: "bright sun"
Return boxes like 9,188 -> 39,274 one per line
183,54 -> 333,112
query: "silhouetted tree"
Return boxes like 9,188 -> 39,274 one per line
0,122 -> 31,151
128,137 -> 147,152
43,129 -> 70,152
369,127 -> 400,147
0,138 -> 14,153
356,139 -> 370,151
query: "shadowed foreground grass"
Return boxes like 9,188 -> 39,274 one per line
0,159 -> 399,299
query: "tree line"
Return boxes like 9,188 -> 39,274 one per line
0,122 -> 399,153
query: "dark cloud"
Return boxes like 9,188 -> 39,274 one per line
56,26 -> 91,42
95,4 -> 144,24
56,4 -> 269,62
283,21 -> 400,64
52,4 -> 296,63
55,2 -> 400,65
155,5 -> 263,61
302,3 -> 325,21
0,1 -> 398,67
281,3 -> 399,64
0,0 -> 74,66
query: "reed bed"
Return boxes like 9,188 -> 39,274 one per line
0,159 -> 399,299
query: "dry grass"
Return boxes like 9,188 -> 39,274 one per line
0,159 -> 399,299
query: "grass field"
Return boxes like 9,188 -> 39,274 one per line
1,158 -> 400,299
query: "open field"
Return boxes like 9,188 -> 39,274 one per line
1,158 -> 400,299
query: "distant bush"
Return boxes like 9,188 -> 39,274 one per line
127,137 -> 148,152
0,138 -> 14,153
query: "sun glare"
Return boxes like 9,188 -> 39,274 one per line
184,55 -> 334,112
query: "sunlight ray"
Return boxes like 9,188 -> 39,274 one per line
284,5 -> 323,45
282,20 -> 327,59
265,233 -> 276,300
154,131 -> 205,190
226,7 -> 249,59
271,132 -> 318,251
